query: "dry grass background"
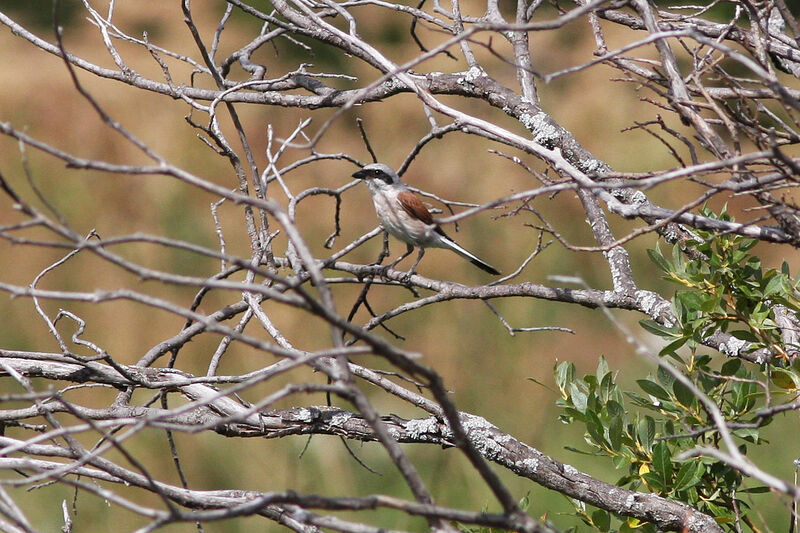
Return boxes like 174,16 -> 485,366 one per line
0,2 -> 799,531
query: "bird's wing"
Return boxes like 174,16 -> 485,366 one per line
396,191 -> 434,224
396,191 -> 499,275
396,190 -> 450,238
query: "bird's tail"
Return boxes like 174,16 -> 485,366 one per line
442,236 -> 500,275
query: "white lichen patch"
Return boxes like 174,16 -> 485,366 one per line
624,493 -> 636,508
629,190 -> 647,205
406,417 -> 440,439
329,413 -> 353,427
563,463 -> 578,476
459,413 -> 496,430
472,436 -> 505,459
492,432 -> 514,444
607,261 -> 627,291
717,336 -> 748,357
663,228 -> 680,242
581,158 -> 601,173
635,290 -> 674,325
293,408 -> 314,423
521,112 -> 558,145
519,457 -> 540,472
455,414 -> 507,458
464,65 -> 483,82
386,425 -> 401,440
456,66 -> 485,85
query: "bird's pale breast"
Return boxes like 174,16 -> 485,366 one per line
372,193 -> 440,247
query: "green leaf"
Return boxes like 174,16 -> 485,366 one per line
699,291 -> 724,314
518,492 -> 531,511
731,380 -> 757,412
600,372 -> 616,403
527,376 -> 554,390
772,368 -> 800,390
621,519 -> 657,533
558,407 -> 584,423
564,446 -> 595,456
672,242 -> 686,270
674,461 -> 703,492
731,249 -> 748,264
729,329 -> 758,342
659,336 -> 689,357
637,379 -> 670,401
613,454 -> 632,469
639,319 -> 681,338
605,399 -> 625,419
647,248 -> 673,273
656,366 -> 674,388
652,441 -> 672,473
694,354 -> 712,367
739,238 -> 759,252
637,416 -> 655,453
597,355 -> 610,381
642,471 -> 665,492
555,361 -> 575,393
720,359 -> 742,376
732,427 -> 760,443
704,501 -> 735,522
626,391 -> 653,408
648,441 -> 672,491
587,392 -> 602,414
673,380 -> 695,408
608,413 -> 623,452
738,485 -> 771,494
569,382 -> 588,413
591,509 -> 611,532
764,274 -> 785,297
675,291 -> 706,316
586,410 -> 610,449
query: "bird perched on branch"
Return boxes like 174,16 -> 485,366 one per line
352,163 -> 500,276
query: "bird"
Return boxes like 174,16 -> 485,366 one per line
352,163 -> 500,276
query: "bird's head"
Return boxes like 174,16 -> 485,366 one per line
352,163 -> 400,191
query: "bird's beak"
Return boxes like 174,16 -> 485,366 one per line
352,169 -> 368,180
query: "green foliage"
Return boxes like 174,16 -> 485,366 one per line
553,207 -> 800,531
555,355 -> 760,531
643,205 -> 800,361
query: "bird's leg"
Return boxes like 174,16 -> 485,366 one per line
401,247 -> 425,282
375,243 -> 413,280
388,243 -> 414,270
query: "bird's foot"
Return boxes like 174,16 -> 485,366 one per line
369,262 -> 393,281
399,269 -> 416,284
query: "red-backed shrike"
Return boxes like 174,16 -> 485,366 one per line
352,163 -> 500,276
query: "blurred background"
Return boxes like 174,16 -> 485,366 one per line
0,1 -> 798,531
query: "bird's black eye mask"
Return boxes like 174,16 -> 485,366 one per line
353,168 -> 394,185
374,170 -> 393,185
